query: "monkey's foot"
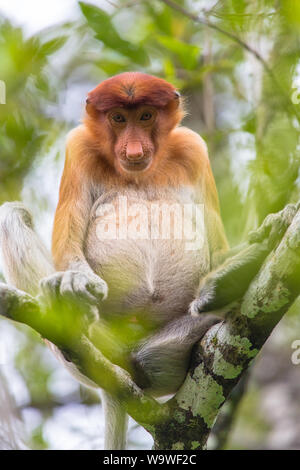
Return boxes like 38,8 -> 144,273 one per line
189,294 -> 216,316
248,203 -> 298,248
39,270 -> 108,322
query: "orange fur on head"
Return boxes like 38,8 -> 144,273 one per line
83,72 -> 185,181
86,72 -> 181,112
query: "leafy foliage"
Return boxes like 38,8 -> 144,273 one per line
0,19 -> 67,203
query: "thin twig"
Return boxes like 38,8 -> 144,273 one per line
160,0 -> 269,63
159,0 -> 299,120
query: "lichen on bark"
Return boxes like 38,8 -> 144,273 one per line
176,363 -> 225,427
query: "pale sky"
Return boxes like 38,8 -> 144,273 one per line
0,0 -> 106,35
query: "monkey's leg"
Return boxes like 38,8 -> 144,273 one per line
0,202 -> 55,295
130,314 -> 221,396
190,241 -> 270,314
191,203 -> 299,315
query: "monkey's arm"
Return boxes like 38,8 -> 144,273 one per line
171,126 -> 229,267
46,127 -> 107,307
191,203 -> 298,314
183,128 -> 229,269
52,127 -> 93,271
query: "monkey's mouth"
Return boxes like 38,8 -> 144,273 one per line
119,157 -> 152,173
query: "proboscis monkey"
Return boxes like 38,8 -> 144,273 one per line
0,72 -> 295,449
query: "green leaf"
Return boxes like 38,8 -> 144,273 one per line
156,35 -> 200,70
39,36 -> 67,56
95,59 -> 129,75
79,2 -> 148,65
163,57 -> 176,79
282,0 -> 300,27
146,4 -> 172,35
231,0 -> 247,15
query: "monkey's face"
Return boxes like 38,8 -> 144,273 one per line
107,106 -> 158,175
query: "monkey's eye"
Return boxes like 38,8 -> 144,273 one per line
112,113 -> 126,123
140,112 -> 152,121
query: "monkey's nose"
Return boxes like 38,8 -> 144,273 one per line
126,141 -> 144,161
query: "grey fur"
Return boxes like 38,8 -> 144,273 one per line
101,391 -> 128,450
131,314 -> 221,396
0,202 -> 54,295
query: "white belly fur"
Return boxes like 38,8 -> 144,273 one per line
84,188 -> 210,324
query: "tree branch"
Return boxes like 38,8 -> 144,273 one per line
0,285 -> 167,432
150,207 -> 300,449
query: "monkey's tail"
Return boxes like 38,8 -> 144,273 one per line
0,202 -> 54,295
101,390 -> 128,450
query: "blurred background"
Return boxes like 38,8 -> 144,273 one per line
0,0 -> 300,450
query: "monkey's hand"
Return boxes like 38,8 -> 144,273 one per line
248,203 -> 298,249
39,270 -> 108,322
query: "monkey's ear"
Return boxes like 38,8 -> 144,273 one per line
85,95 -> 91,111
85,94 -> 98,117
164,90 -> 181,114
